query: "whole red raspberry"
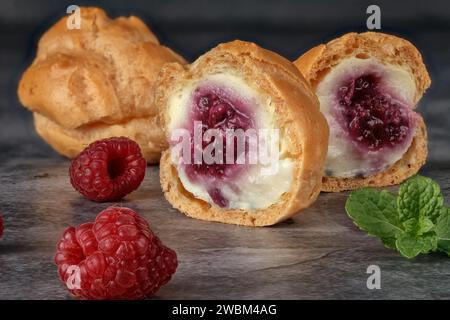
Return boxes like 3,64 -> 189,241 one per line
0,213 -> 3,239
55,206 -> 177,300
69,137 -> 146,202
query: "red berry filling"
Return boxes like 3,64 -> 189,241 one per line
336,74 -> 413,152
182,85 -> 256,207
54,206 -> 177,300
69,137 -> 146,202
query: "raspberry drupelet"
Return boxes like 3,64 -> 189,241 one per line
55,206 -> 177,300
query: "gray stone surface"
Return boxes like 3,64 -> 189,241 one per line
0,139 -> 449,300
1,0 -> 450,300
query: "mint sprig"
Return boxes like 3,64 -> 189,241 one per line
346,189 -> 402,249
436,207 -> 450,254
345,175 -> 450,259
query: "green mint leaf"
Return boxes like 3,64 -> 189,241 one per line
403,216 -> 434,235
345,175 -> 448,259
397,175 -> 443,234
345,188 -> 403,249
435,207 -> 450,255
380,237 -> 397,250
395,232 -> 438,258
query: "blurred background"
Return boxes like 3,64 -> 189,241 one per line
0,0 -> 449,165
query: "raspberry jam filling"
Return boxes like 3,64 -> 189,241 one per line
183,85 -> 255,207
335,73 -> 413,152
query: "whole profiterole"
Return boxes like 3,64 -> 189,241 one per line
18,7 -> 186,163
157,40 -> 329,226
294,32 -> 431,192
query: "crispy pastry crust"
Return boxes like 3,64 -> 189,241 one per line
34,113 -> 166,163
157,40 -> 329,226
18,7 -> 185,163
294,32 -> 431,192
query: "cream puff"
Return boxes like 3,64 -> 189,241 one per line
157,40 -> 329,226
18,7 -> 186,163
294,32 -> 431,192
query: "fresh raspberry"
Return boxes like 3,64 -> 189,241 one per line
0,213 -> 3,239
69,137 -> 146,202
54,206 -> 177,300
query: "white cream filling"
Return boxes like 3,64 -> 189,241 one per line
167,73 -> 294,210
316,57 -> 416,178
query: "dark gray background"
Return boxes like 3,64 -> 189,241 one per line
0,0 -> 449,300
1,0 -> 449,162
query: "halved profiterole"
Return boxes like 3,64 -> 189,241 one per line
294,32 -> 431,192
157,40 -> 329,226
